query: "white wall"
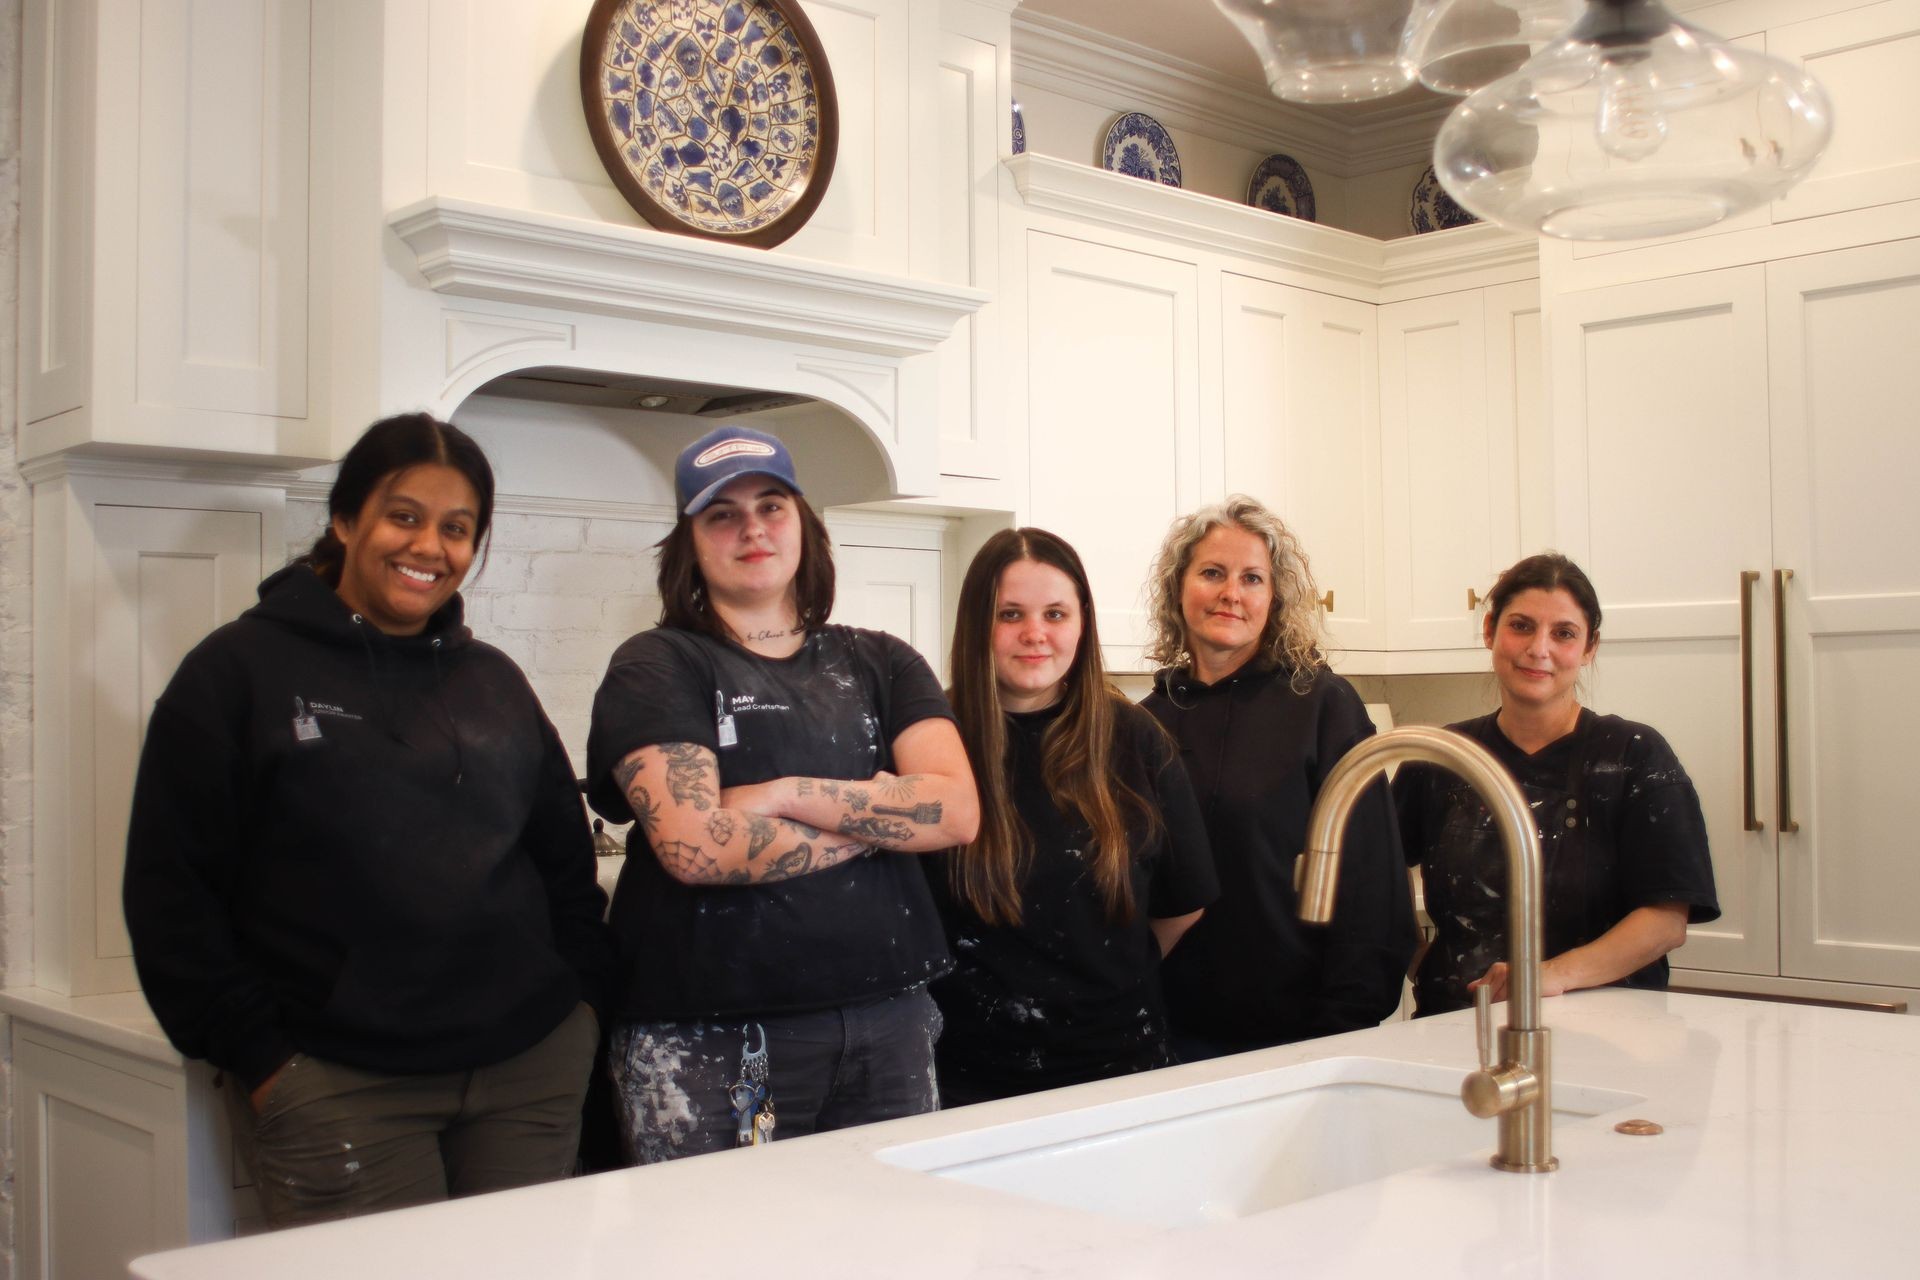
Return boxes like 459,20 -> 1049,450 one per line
1,0 -> 28,1265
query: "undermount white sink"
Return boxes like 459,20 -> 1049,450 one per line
879,1056 -> 1641,1229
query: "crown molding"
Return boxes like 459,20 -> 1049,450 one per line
1010,11 -> 1454,179
20,451 -> 306,489
388,198 -> 989,360
1009,154 -> 1536,299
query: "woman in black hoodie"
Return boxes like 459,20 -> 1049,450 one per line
123,414 -> 610,1228
1139,495 -> 1415,1059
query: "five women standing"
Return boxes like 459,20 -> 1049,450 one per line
126,414 -> 1713,1218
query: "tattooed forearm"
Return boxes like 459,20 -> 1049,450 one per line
661,743 -> 716,811
628,784 -> 662,838
706,811 -> 736,845
767,842 -> 813,879
841,815 -> 915,845
795,777 -> 814,796
746,816 -> 777,861
874,802 -> 942,825
874,774 -> 919,803
655,839 -> 722,883
758,838 -> 871,885
843,786 -> 871,813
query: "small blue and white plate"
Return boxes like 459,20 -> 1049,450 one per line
1102,112 -> 1181,188
1411,165 -> 1478,233
1248,153 -> 1316,222
1011,101 -> 1027,156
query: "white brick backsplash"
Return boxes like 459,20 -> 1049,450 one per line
488,512 -> 583,553
491,591 -> 604,632
528,550 -> 647,596
469,550 -> 531,593
601,594 -> 661,638
586,518 -> 669,552
533,631 -> 621,677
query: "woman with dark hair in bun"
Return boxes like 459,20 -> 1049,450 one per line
1393,552 -> 1720,1016
124,413 -> 610,1228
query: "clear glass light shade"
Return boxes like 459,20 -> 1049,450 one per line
1433,5 -> 1834,241
1212,0 -> 1419,103
1404,0 -> 1584,94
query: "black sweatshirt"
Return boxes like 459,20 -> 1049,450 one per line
925,699 -> 1219,1102
1143,661 -> 1415,1049
123,565 -> 610,1089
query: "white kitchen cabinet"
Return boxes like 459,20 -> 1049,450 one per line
1220,273 -> 1385,651
1551,241 -> 1920,992
1026,231 -> 1202,671
1378,281 -> 1539,653
9,1011 -> 255,1280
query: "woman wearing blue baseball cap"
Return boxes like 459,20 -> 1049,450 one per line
586,424 -> 980,1163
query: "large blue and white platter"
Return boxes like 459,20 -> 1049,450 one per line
1247,153 -> 1316,222
1102,112 -> 1182,188
581,0 -> 838,248
1411,165 -> 1478,234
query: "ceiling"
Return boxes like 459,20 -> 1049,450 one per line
1019,0 -> 1452,121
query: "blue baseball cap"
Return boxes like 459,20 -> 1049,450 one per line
674,425 -> 803,516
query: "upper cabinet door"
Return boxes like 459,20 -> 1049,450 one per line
1221,274 -> 1386,651
1768,1 -> 1920,223
1379,289 -> 1495,650
1027,232 -> 1202,672
1551,266 -> 1779,977
1768,240 -> 1920,987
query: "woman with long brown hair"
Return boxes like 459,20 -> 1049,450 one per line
926,528 -> 1217,1105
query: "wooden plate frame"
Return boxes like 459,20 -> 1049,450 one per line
579,0 -> 839,249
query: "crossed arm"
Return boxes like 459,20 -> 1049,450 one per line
1472,902 -> 1690,1001
615,717 -> 980,887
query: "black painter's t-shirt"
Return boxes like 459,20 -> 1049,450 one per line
924,700 -> 1219,1102
1394,709 -> 1720,1016
586,624 -> 955,1020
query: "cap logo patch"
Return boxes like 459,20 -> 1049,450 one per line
694,439 -> 777,468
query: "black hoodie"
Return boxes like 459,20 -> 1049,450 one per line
123,564 -> 610,1089
1142,661 -> 1415,1048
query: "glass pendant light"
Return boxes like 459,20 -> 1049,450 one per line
1211,0 -> 1420,104
1433,0 -> 1833,241
1405,0 -> 1583,95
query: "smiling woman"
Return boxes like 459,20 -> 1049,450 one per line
122,413 -> 611,1230
1139,495 -> 1415,1059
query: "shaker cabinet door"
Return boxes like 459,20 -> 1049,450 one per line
1768,240 -> 1920,988
1027,232 -> 1202,672
1551,266 -> 1779,977
1221,273 -> 1385,651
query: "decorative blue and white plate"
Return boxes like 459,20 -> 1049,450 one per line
580,0 -> 838,248
1102,112 -> 1181,187
1411,165 -> 1478,234
1247,153 -> 1316,222
1011,101 -> 1027,156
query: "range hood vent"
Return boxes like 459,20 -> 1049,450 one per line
474,367 -> 811,417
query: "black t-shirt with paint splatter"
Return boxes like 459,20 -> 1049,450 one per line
586,624 -> 956,1021
1393,709 -> 1720,1016
924,699 -> 1218,1103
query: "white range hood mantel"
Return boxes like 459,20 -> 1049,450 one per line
388,197 -> 990,359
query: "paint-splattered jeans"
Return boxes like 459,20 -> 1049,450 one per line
228,1001 -> 599,1228
608,986 -> 942,1164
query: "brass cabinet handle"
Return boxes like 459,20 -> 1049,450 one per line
1773,568 -> 1799,834
1468,587 -> 1484,611
1318,589 -> 1334,611
1739,571 -> 1763,832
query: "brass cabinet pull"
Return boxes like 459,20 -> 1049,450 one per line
1468,587 -> 1484,611
1739,571 -> 1763,832
1318,589 -> 1334,611
1773,568 -> 1799,834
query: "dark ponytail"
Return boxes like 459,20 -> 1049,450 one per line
302,413 -> 496,586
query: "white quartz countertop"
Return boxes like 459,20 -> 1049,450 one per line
130,989 -> 1920,1278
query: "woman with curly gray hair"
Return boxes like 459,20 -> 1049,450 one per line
1140,496 -> 1415,1060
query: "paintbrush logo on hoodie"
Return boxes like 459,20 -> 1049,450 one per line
290,696 -> 364,742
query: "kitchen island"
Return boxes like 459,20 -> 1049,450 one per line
131,989 -> 1920,1278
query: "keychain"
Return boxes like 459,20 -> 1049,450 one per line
728,1024 -> 775,1147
